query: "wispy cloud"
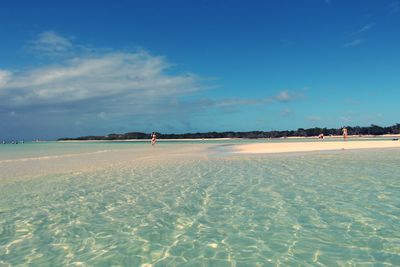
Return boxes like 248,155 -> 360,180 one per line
0,33 -> 202,117
193,90 -> 301,110
343,20 -> 374,48
211,98 -> 264,108
0,70 -> 12,87
275,90 -> 293,102
358,22 -> 375,33
31,31 -> 73,56
343,39 -> 364,47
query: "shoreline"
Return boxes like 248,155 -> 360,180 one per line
56,134 -> 400,142
57,138 -> 236,142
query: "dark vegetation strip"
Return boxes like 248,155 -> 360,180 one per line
58,124 -> 400,141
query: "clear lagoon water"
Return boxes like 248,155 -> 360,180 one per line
1,141 -> 400,266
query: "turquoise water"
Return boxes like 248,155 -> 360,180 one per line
0,137 -> 393,161
0,142 -> 148,161
1,142 -> 400,266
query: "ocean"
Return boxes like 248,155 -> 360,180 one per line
0,141 -> 399,266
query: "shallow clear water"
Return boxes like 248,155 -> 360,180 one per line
0,137 -> 393,160
1,143 -> 400,266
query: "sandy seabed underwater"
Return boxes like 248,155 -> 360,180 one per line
1,141 -> 400,266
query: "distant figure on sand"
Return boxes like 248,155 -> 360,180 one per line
342,127 -> 348,141
151,132 -> 157,146
318,133 -> 324,139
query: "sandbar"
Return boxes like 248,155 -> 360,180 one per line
233,140 -> 400,154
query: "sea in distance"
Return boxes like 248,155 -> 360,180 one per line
0,139 -> 399,266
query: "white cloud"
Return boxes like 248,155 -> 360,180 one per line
275,90 -> 292,102
32,31 -> 73,56
1,32 -> 304,119
0,70 -> 12,88
343,39 -> 364,47
0,50 -> 200,110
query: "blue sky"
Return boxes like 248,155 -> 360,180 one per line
1,0 -> 400,140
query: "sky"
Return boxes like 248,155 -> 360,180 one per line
1,0 -> 400,140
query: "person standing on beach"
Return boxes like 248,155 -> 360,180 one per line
151,132 -> 157,146
342,127 -> 348,141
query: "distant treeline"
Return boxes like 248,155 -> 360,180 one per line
57,124 -> 400,141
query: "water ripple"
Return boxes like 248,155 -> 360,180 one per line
1,150 -> 400,265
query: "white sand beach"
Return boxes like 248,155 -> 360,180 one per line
233,140 -> 400,154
